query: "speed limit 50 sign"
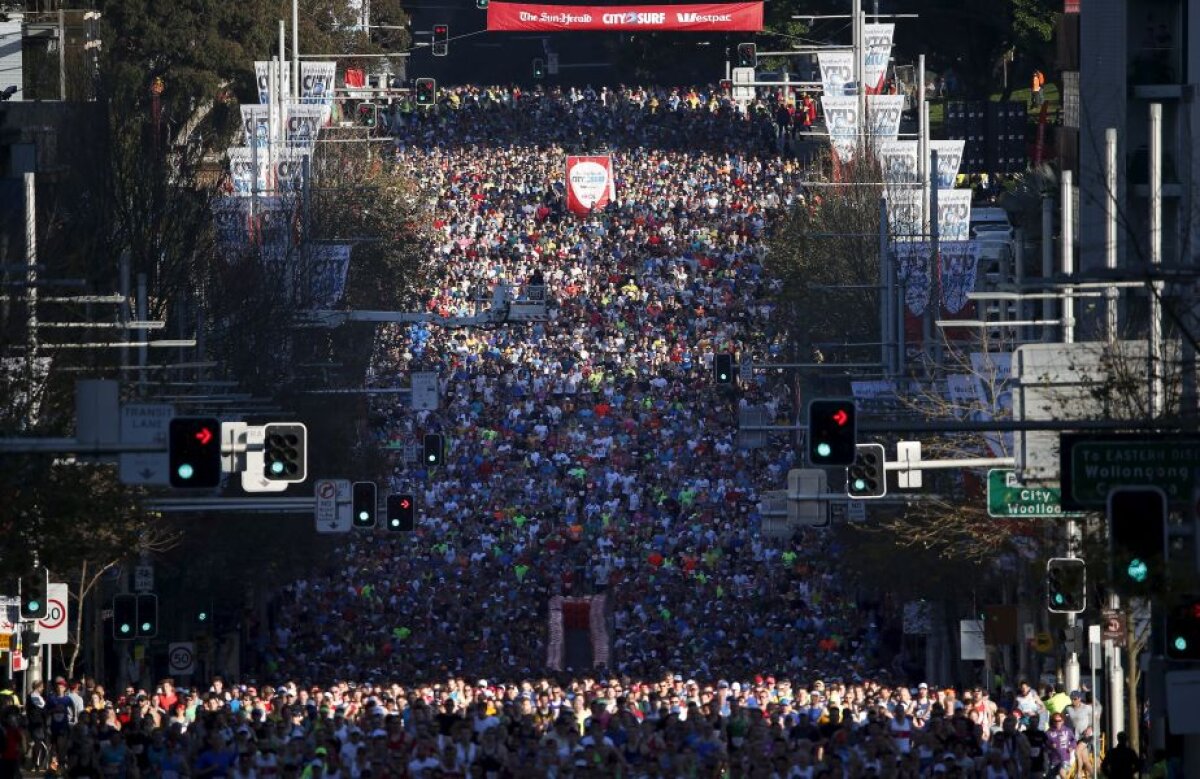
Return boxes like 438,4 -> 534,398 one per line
37,583 -> 69,645
168,642 -> 196,675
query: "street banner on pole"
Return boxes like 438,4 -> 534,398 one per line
936,189 -> 972,242
865,94 -> 904,143
228,148 -> 270,197
879,141 -> 919,184
240,105 -> 272,149
486,2 -> 763,32
863,23 -> 895,94
817,51 -> 854,97
285,104 -> 323,149
565,155 -> 615,215
255,62 -> 291,105
929,140 -> 966,189
821,95 -> 859,163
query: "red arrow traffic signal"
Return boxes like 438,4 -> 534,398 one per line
194,427 -> 213,445
832,409 -> 848,426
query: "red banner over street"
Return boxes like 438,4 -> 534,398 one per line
487,2 -> 763,32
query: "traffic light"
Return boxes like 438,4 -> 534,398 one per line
387,494 -> 415,531
476,0 -> 488,8
263,423 -> 307,482
846,443 -> 886,498
136,594 -> 158,638
22,630 -> 41,654
18,567 -> 47,620
714,353 -> 734,384
113,594 -> 137,640
169,417 -> 222,488
737,42 -> 757,68
353,481 -> 378,528
357,102 -> 378,127
1165,595 -> 1200,661
432,24 -> 449,57
415,77 -> 436,106
423,433 -> 444,467
195,604 -> 212,630
807,399 -> 857,466
1046,558 -> 1086,614
1108,486 -> 1167,593
532,58 -> 545,80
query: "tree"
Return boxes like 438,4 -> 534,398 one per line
765,154 -> 884,366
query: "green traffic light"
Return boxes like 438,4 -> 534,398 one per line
1174,636 -> 1188,652
359,511 -> 369,521
1127,558 -> 1149,583
817,443 -> 831,458
27,600 -> 41,611
120,624 -> 131,634
198,612 -> 208,622
853,478 -> 866,491
1054,593 -> 1065,605
141,622 -> 151,632
177,463 -> 194,480
271,461 -> 285,475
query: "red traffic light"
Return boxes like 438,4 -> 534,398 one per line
832,409 -> 848,426
434,25 -> 447,35
400,498 -> 411,509
194,427 -> 213,445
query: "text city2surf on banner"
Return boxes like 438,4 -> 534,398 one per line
565,155 -> 616,215
487,2 -> 763,32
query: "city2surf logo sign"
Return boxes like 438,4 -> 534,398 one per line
565,155 -> 615,215
487,2 -> 763,31
285,104 -> 323,148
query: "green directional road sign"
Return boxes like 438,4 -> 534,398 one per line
987,470 -> 1083,518
1061,434 -> 1200,509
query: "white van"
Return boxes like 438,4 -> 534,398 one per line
970,207 -> 1014,242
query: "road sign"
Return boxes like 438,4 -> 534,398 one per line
1062,434 -> 1200,508
411,372 -> 439,410
314,479 -> 352,533
0,596 -> 20,633
987,469 -> 1082,517
1102,609 -> 1126,643
168,642 -> 196,675
118,403 -> 174,485
896,440 -> 922,488
847,500 -> 866,522
1032,631 -> 1055,653
36,584 -> 68,645
732,66 -> 755,102
134,565 -> 154,593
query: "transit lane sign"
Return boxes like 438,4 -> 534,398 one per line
1062,434 -> 1200,509
987,469 -> 1082,518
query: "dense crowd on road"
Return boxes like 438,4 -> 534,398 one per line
270,83 -> 848,685
0,83 -> 1158,778
5,674 -> 1141,778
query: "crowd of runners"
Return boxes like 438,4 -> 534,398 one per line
0,84 -> 1153,778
